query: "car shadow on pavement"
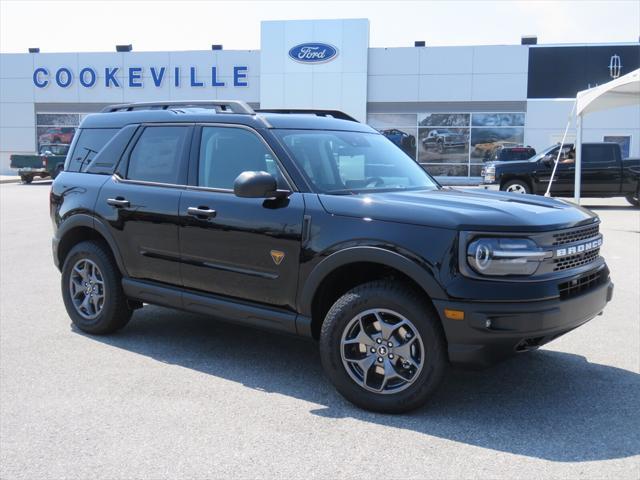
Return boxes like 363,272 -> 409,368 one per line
79,305 -> 640,463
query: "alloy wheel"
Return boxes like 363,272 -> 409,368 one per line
69,258 -> 106,320
340,308 -> 425,394
506,183 -> 527,193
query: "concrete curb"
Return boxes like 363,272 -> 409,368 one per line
0,177 -> 21,184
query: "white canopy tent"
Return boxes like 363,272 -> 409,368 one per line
573,68 -> 640,203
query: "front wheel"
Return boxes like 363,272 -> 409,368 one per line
626,191 -> 639,207
319,280 -> 447,413
502,179 -> 530,194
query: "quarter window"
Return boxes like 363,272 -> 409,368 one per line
66,128 -> 118,172
198,127 -> 285,190
127,126 -> 189,184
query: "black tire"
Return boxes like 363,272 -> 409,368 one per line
501,179 -> 530,194
625,192 -> 639,207
61,240 -> 132,334
20,175 -> 32,184
319,280 -> 447,413
51,164 -> 64,180
437,141 -> 445,153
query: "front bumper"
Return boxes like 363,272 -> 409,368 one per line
433,276 -> 613,367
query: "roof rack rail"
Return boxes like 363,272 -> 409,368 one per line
255,109 -> 359,122
101,100 -> 255,114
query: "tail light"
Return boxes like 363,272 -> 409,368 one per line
42,156 -> 48,168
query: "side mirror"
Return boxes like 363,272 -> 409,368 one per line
541,155 -> 553,166
233,171 -> 289,199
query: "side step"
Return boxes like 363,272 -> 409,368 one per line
122,277 -> 303,335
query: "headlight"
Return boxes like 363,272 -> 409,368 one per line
467,237 -> 550,276
483,165 -> 496,182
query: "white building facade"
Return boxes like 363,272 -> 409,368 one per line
1,18 -> 639,176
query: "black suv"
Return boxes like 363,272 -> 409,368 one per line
51,101 -> 614,413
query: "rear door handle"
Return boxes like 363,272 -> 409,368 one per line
187,206 -> 217,218
106,197 -> 130,208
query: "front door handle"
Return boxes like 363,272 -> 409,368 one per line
107,197 -> 130,208
187,206 -> 217,218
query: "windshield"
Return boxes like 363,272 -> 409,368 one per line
274,129 -> 439,194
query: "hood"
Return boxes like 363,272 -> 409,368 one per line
318,188 -> 597,232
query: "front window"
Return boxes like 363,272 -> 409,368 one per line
274,129 -> 439,194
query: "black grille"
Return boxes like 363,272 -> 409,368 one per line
553,248 -> 600,271
552,224 -> 599,246
558,270 -> 606,299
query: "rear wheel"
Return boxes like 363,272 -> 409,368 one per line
20,175 -> 32,184
61,240 -> 132,334
626,191 -> 639,207
502,179 -> 530,194
319,280 -> 447,413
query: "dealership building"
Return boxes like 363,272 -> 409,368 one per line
1,18 -> 639,177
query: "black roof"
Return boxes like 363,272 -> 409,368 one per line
79,107 -> 375,133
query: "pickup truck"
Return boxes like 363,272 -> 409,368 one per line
482,142 -> 640,206
10,144 -> 69,183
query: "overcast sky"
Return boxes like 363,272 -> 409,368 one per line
1,0 -> 639,53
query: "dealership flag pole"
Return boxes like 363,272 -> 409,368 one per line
545,100 -> 576,198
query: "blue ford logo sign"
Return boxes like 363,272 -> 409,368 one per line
288,43 -> 338,64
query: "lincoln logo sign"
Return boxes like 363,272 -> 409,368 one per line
32,65 -> 249,89
609,54 -> 622,79
288,43 -> 338,64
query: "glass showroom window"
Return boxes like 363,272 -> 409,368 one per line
366,114 -> 418,161
367,111 -> 526,178
418,113 -> 471,177
36,113 -> 82,153
469,113 -> 525,176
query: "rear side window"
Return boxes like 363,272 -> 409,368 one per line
583,144 -> 616,163
65,128 -> 118,172
127,126 -> 190,184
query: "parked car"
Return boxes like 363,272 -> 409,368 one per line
51,101 -> 613,413
38,127 -> 76,145
482,142 -> 640,206
421,129 -> 467,152
10,143 -> 69,183
380,128 -> 416,152
484,145 -> 536,162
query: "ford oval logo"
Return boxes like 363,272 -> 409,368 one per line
288,43 -> 338,64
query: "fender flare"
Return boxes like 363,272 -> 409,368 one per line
297,246 -> 446,317
56,214 -> 128,276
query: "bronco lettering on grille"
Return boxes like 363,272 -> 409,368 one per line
555,237 -> 602,258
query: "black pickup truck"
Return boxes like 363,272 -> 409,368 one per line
51,101 -> 613,413
482,142 -> 640,206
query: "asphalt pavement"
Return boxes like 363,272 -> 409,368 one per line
1,180 -> 639,479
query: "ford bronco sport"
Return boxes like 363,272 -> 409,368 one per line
51,101 -> 614,413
